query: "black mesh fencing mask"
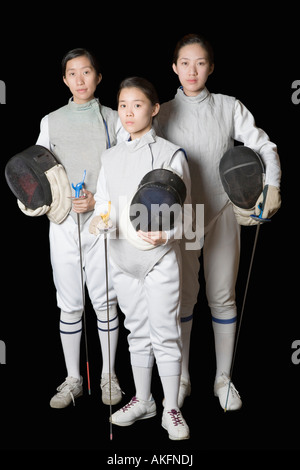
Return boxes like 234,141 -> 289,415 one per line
129,168 -> 187,231
5,145 -> 72,224
5,145 -> 59,210
219,146 -> 265,210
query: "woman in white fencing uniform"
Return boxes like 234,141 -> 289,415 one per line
155,34 -> 281,410
90,77 -> 194,440
36,48 -> 124,408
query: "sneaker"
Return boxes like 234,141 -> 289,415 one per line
214,372 -> 242,411
100,373 -> 123,405
50,376 -> 83,409
110,396 -> 156,426
162,408 -> 190,440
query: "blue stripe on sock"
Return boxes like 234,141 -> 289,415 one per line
60,328 -> 82,334
212,316 -> 237,324
60,319 -> 82,326
181,314 -> 193,323
97,315 -> 118,324
97,325 -> 119,332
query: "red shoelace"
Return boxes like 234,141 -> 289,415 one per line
121,396 -> 139,413
167,409 -> 184,426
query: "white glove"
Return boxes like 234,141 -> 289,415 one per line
17,199 -> 49,217
89,215 -> 113,235
255,184 -> 281,219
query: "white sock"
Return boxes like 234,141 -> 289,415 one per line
180,317 -> 193,382
212,317 -> 236,380
96,306 -> 119,376
60,310 -> 82,379
132,365 -> 152,401
160,375 -> 181,410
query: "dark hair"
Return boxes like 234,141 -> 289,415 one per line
173,33 -> 214,65
117,76 -> 160,105
61,48 -> 101,76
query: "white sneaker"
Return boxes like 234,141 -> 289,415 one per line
110,396 -> 156,426
214,372 -> 242,411
162,408 -> 190,440
100,374 -> 123,405
50,376 -> 83,408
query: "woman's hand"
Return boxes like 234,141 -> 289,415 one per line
72,190 -> 95,213
137,230 -> 167,246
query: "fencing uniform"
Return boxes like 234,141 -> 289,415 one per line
94,128 -> 192,377
36,97 -> 123,406
155,86 -> 281,408
92,127 -> 192,438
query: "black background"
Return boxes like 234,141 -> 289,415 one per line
0,4 -> 298,463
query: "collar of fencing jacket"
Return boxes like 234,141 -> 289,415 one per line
176,86 -> 210,104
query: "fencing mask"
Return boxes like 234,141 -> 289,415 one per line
130,168 -> 186,232
119,168 -> 186,250
219,146 -> 265,225
5,145 -> 72,224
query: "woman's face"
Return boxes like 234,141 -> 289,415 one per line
63,55 -> 102,104
173,43 -> 214,96
118,87 -> 160,140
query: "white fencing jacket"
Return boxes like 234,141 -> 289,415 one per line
36,98 -> 122,224
94,128 -> 192,279
155,87 -> 281,227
